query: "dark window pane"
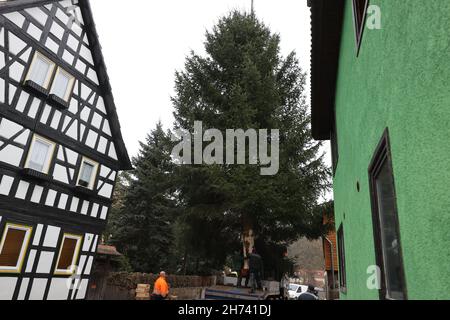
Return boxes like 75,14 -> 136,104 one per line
57,238 -> 78,270
337,225 -> 347,289
79,162 -> 94,187
0,228 -> 27,267
330,113 -> 339,174
352,0 -> 368,49
354,0 -> 367,28
375,160 -> 405,300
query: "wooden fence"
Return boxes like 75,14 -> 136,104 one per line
87,272 -> 217,300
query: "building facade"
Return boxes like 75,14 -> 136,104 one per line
0,0 -> 131,300
310,0 -> 450,299
322,212 -> 339,300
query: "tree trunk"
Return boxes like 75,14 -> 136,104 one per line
195,257 -> 200,274
183,250 -> 188,275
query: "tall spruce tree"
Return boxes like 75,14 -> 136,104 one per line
172,11 -> 329,276
111,123 -> 177,272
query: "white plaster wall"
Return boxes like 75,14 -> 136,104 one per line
90,203 -> 99,218
98,182 -> 113,199
53,164 -> 69,184
58,193 -> 68,210
25,7 -> 47,27
84,256 -> 93,276
0,175 -> 14,196
36,251 -> 55,274
65,147 -> 79,165
47,278 -> 70,300
30,185 -> 44,203
17,278 -> 29,300
15,92 -> 29,113
75,279 -> 89,300
9,84 -> 17,105
82,233 -> 93,252
42,226 -> 60,248
45,189 -> 57,206
25,249 -> 37,273
70,197 -> 79,213
50,110 -> 61,130
32,224 -> 43,246
9,61 -> 25,82
8,32 -> 26,55
97,136 -> 107,154
80,200 -> 89,215
102,119 -> 111,136
0,278 -> 17,300
91,112 -> 102,129
65,120 -> 78,140
108,143 -> 117,160
27,98 -> 41,119
96,97 -> 106,114
15,180 -> 30,200
0,118 -> 23,139
28,278 -> 48,300
27,23 -> 42,42
91,235 -> 98,253
0,144 -> 24,166
86,130 -> 98,149
100,206 -> 109,220
3,12 -> 25,29
77,255 -> 87,274
0,78 -> 5,103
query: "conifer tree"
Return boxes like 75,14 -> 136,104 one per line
111,123 -> 177,272
172,11 -> 330,276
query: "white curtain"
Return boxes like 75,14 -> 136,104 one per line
52,70 -> 70,99
28,140 -> 50,172
29,56 -> 50,87
80,162 -> 94,185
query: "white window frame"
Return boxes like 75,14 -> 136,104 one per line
0,223 -> 33,273
77,157 -> 99,190
54,233 -> 83,275
24,51 -> 56,90
25,134 -> 56,174
50,67 -> 75,102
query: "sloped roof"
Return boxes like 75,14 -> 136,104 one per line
0,0 -> 132,170
97,244 -> 122,256
308,0 -> 345,141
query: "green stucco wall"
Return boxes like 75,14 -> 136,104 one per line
333,0 -> 450,300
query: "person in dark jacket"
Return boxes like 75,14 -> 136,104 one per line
237,256 -> 250,288
248,248 -> 263,293
298,285 -> 319,300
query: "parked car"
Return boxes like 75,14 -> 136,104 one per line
288,284 -> 309,300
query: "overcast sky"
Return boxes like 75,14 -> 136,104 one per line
89,0 -> 330,184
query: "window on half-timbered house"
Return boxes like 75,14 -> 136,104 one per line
25,52 -> 55,90
77,157 -> 98,189
0,223 -> 32,273
55,234 -> 82,275
25,135 -> 56,174
50,67 -> 75,102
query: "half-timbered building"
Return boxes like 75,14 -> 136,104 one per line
0,0 -> 131,300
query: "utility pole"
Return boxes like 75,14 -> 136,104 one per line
251,0 -> 254,16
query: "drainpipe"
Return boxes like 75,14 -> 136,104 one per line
324,237 -> 336,290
